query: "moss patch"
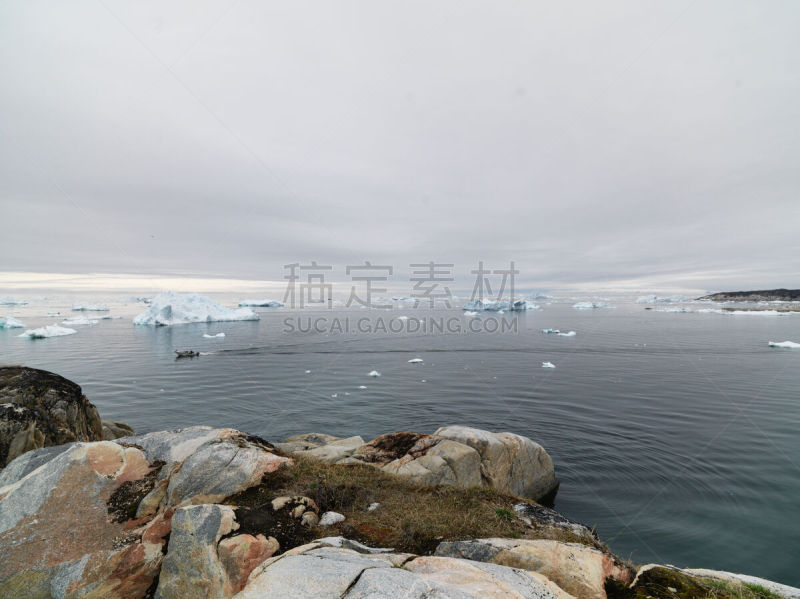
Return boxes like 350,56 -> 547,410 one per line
606,566 -> 784,599
225,455 -> 603,555
106,461 -> 164,522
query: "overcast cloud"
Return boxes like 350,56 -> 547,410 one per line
1,0 -> 798,292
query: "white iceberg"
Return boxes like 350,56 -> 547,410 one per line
0,316 -> 26,329
557,331 -> 576,337
357,385 -> 367,390
368,370 -> 381,377
573,301 -> 607,310
133,292 -> 260,326
238,299 -> 285,307
18,324 -> 77,339
463,311 -> 479,317
636,295 -> 685,304
542,328 -> 560,334
407,358 -> 424,364
203,332 -> 226,338
542,361 -> 556,369
768,340 -> 800,349
62,316 -> 98,326
462,299 -> 536,312
72,303 -> 109,312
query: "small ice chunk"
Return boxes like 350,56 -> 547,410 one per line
557,331 -> 576,337
238,299 -> 284,307
305,369 -> 312,373
357,385 -> 367,390
202,332 -> 226,338
331,393 -> 338,398
367,502 -> 380,512
542,361 -> 556,369
768,341 -> 800,349
0,316 -> 26,329
463,311 -> 479,317
18,324 -> 78,338
319,511 -> 346,526
72,303 -> 109,312
47,311 -> 60,316
62,316 -> 98,326
396,315 -> 409,321
133,291 -> 259,326
368,370 -> 381,377
407,358 -> 423,364
542,328 -> 560,334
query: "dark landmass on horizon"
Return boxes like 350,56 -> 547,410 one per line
698,289 -> 800,302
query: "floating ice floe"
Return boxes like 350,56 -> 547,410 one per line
18,324 -> 77,339
368,370 -> 381,377
542,361 -> 556,369
768,341 -> 800,349
72,303 -> 109,312
697,308 -> 788,316
407,358 -> 424,364
462,299 -> 538,312
357,385 -> 367,390
541,329 -> 576,336
396,315 -> 409,321
202,332 -> 226,338
0,316 -> 26,329
62,316 -> 98,326
557,331 -> 576,337
573,301 -> 607,310
463,311 -> 479,317
133,292 -> 260,326
654,307 -> 693,313
238,299 -> 285,307
0,297 -> 27,306
305,369 -> 312,374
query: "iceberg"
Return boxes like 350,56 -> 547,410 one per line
72,303 -> 109,312
203,332 -> 226,338
573,301 -> 607,310
542,328 -> 560,334
462,299 -> 537,312
238,299 -> 285,307
407,358 -> 424,364
557,331 -> 576,337
542,361 -> 556,369
636,295 -> 685,304
368,370 -> 381,377
0,316 -> 26,329
463,311 -> 479,317
133,292 -> 260,326
0,297 -> 27,306
62,316 -> 98,326
768,340 -> 800,349
18,324 -> 77,339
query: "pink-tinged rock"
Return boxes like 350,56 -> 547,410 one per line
165,438 -> 291,507
218,533 -> 280,593
436,538 -> 634,599
0,442 -> 166,598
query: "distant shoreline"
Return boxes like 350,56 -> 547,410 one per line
698,289 -> 800,302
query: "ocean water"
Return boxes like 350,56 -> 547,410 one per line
2,296 -> 799,585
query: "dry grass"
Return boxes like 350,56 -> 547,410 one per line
225,455 -> 602,555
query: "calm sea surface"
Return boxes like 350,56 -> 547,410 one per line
2,295 -> 799,585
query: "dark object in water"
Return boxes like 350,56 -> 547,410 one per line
175,350 -> 199,358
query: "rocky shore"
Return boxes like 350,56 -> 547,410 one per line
1,367 -> 798,598
698,289 -> 800,302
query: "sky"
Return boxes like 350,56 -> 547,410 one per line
1,0 -> 799,294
